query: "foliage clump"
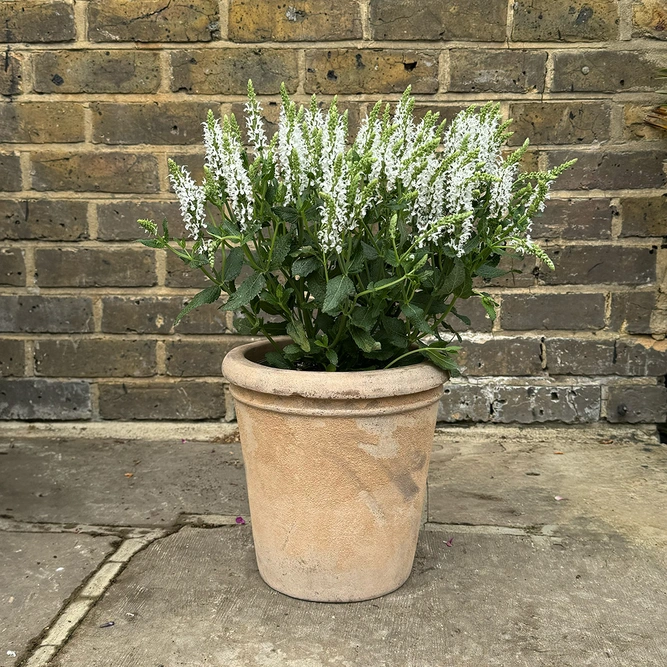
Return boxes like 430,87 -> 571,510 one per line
139,82 -> 573,372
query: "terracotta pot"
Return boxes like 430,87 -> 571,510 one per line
222,338 -> 447,602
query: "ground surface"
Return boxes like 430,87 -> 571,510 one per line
1,424 -> 666,667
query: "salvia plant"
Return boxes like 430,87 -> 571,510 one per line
138,81 -> 573,372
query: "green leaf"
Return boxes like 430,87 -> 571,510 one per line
438,260 -> 465,295
475,263 -> 508,280
479,293 -> 498,322
450,307 -> 471,326
286,320 -> 311,352
269,234 -> 292,270
224,247 -> 245,282
401,303 -> 434,335
381,315 -> 408,348
323,275 -> 355,315
350,306 -> 377,331
420,347 -> 459,372
350,326 -> 381,353
174,285 -> 221,327
139,238 -> 166,248
265,351 -> 292,369
291,256 -> 320,278
325,348 -> 338,367
221,273 -> 266,311
306,272 -> 327,308
233,316 -> 255,335
347,245 -> 365,274
361,241 -> 379,260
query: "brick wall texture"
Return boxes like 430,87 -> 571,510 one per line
1,0 -> 666,424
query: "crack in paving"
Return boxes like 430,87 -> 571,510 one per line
17,528 -> 172,667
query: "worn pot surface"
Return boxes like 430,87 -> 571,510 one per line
223,339 -> 447,602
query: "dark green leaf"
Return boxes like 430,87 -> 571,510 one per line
286,320 -> 311,352
420,347 -> 459,372
292,256 -> 320,278
306,272 -> 327,308
350,306 -> 377,331
479,293 -> 498,322
381,315 -> 408,348
139,238 -> 165,248
401,303 -> 434,335
233,316 -> 255,335
347,245 -> 365,274
269,234 -> 292,270
221,273 -> 266,311
265,351 -> 292,369
361,241 -> 379,260
475,263 -> 508,279
323,275 -> 355,315
224,246 -> 245,282
174,285 -> 221,327
450,308 -> 471,326
350,326 -> 381,353
438,260 -> 465,295
325,348 -> 338,366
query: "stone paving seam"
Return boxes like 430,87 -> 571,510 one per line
0,517 -> 168,539
18,530 -> 169,667
179,513 -> 249,527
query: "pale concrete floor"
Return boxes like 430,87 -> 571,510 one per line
1,424 -> 666,667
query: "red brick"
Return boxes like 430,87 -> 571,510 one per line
0,52 -> 22,96
97,200 -> 183,241
0,339 -> 24,377
458,337 -> 543,376
552,51 -> 661,93
229,0 -> 362,41
101,297 -> 228,334
171,49 -> 298,95
167,337 -> 259,377
531,199 -> 613,240
305,49 -> 439,95
606,385 -> 667,423
0,296 -> 94,333
501,293 -> 605,331
31,152 -> 160,194
35,248 -> 157,287
620,196 -> 667,237
439,384 -> 600,423
0,379 -> 91,420
539,245 -> 656,286
449,50 -> 547,93
0,154 -> 21,192
33,51 -> 161,94
633,0 -> 667,40
370,0 -> 507,41
88,0 -> 219,43
610,292 -> 656,334
91,102 -> 213,145
0,1 -> 75,43
548,150 -> 666,191
0,199 -> 88,241
507,102 -> 611,146
35,339 -> 157,377
98,381 -> 225,419
0,247 -> 25,286
512,0 -> 619,42
0,102 -> 85,143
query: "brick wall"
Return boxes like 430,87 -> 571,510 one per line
0,0 -> 666,424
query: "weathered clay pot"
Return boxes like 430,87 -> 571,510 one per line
222,338 -> 447,602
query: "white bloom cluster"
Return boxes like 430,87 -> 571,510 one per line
162,82 -> 560,262
202,111 -> 255,233
168,162 -> 206,242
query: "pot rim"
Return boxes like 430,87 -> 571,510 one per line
222,337 -> 448,400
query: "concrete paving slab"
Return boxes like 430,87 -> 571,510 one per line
52,525 -> 667,667
0,532 -> 116,667
429,426 -> 667,553
0,439 -> 248,527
